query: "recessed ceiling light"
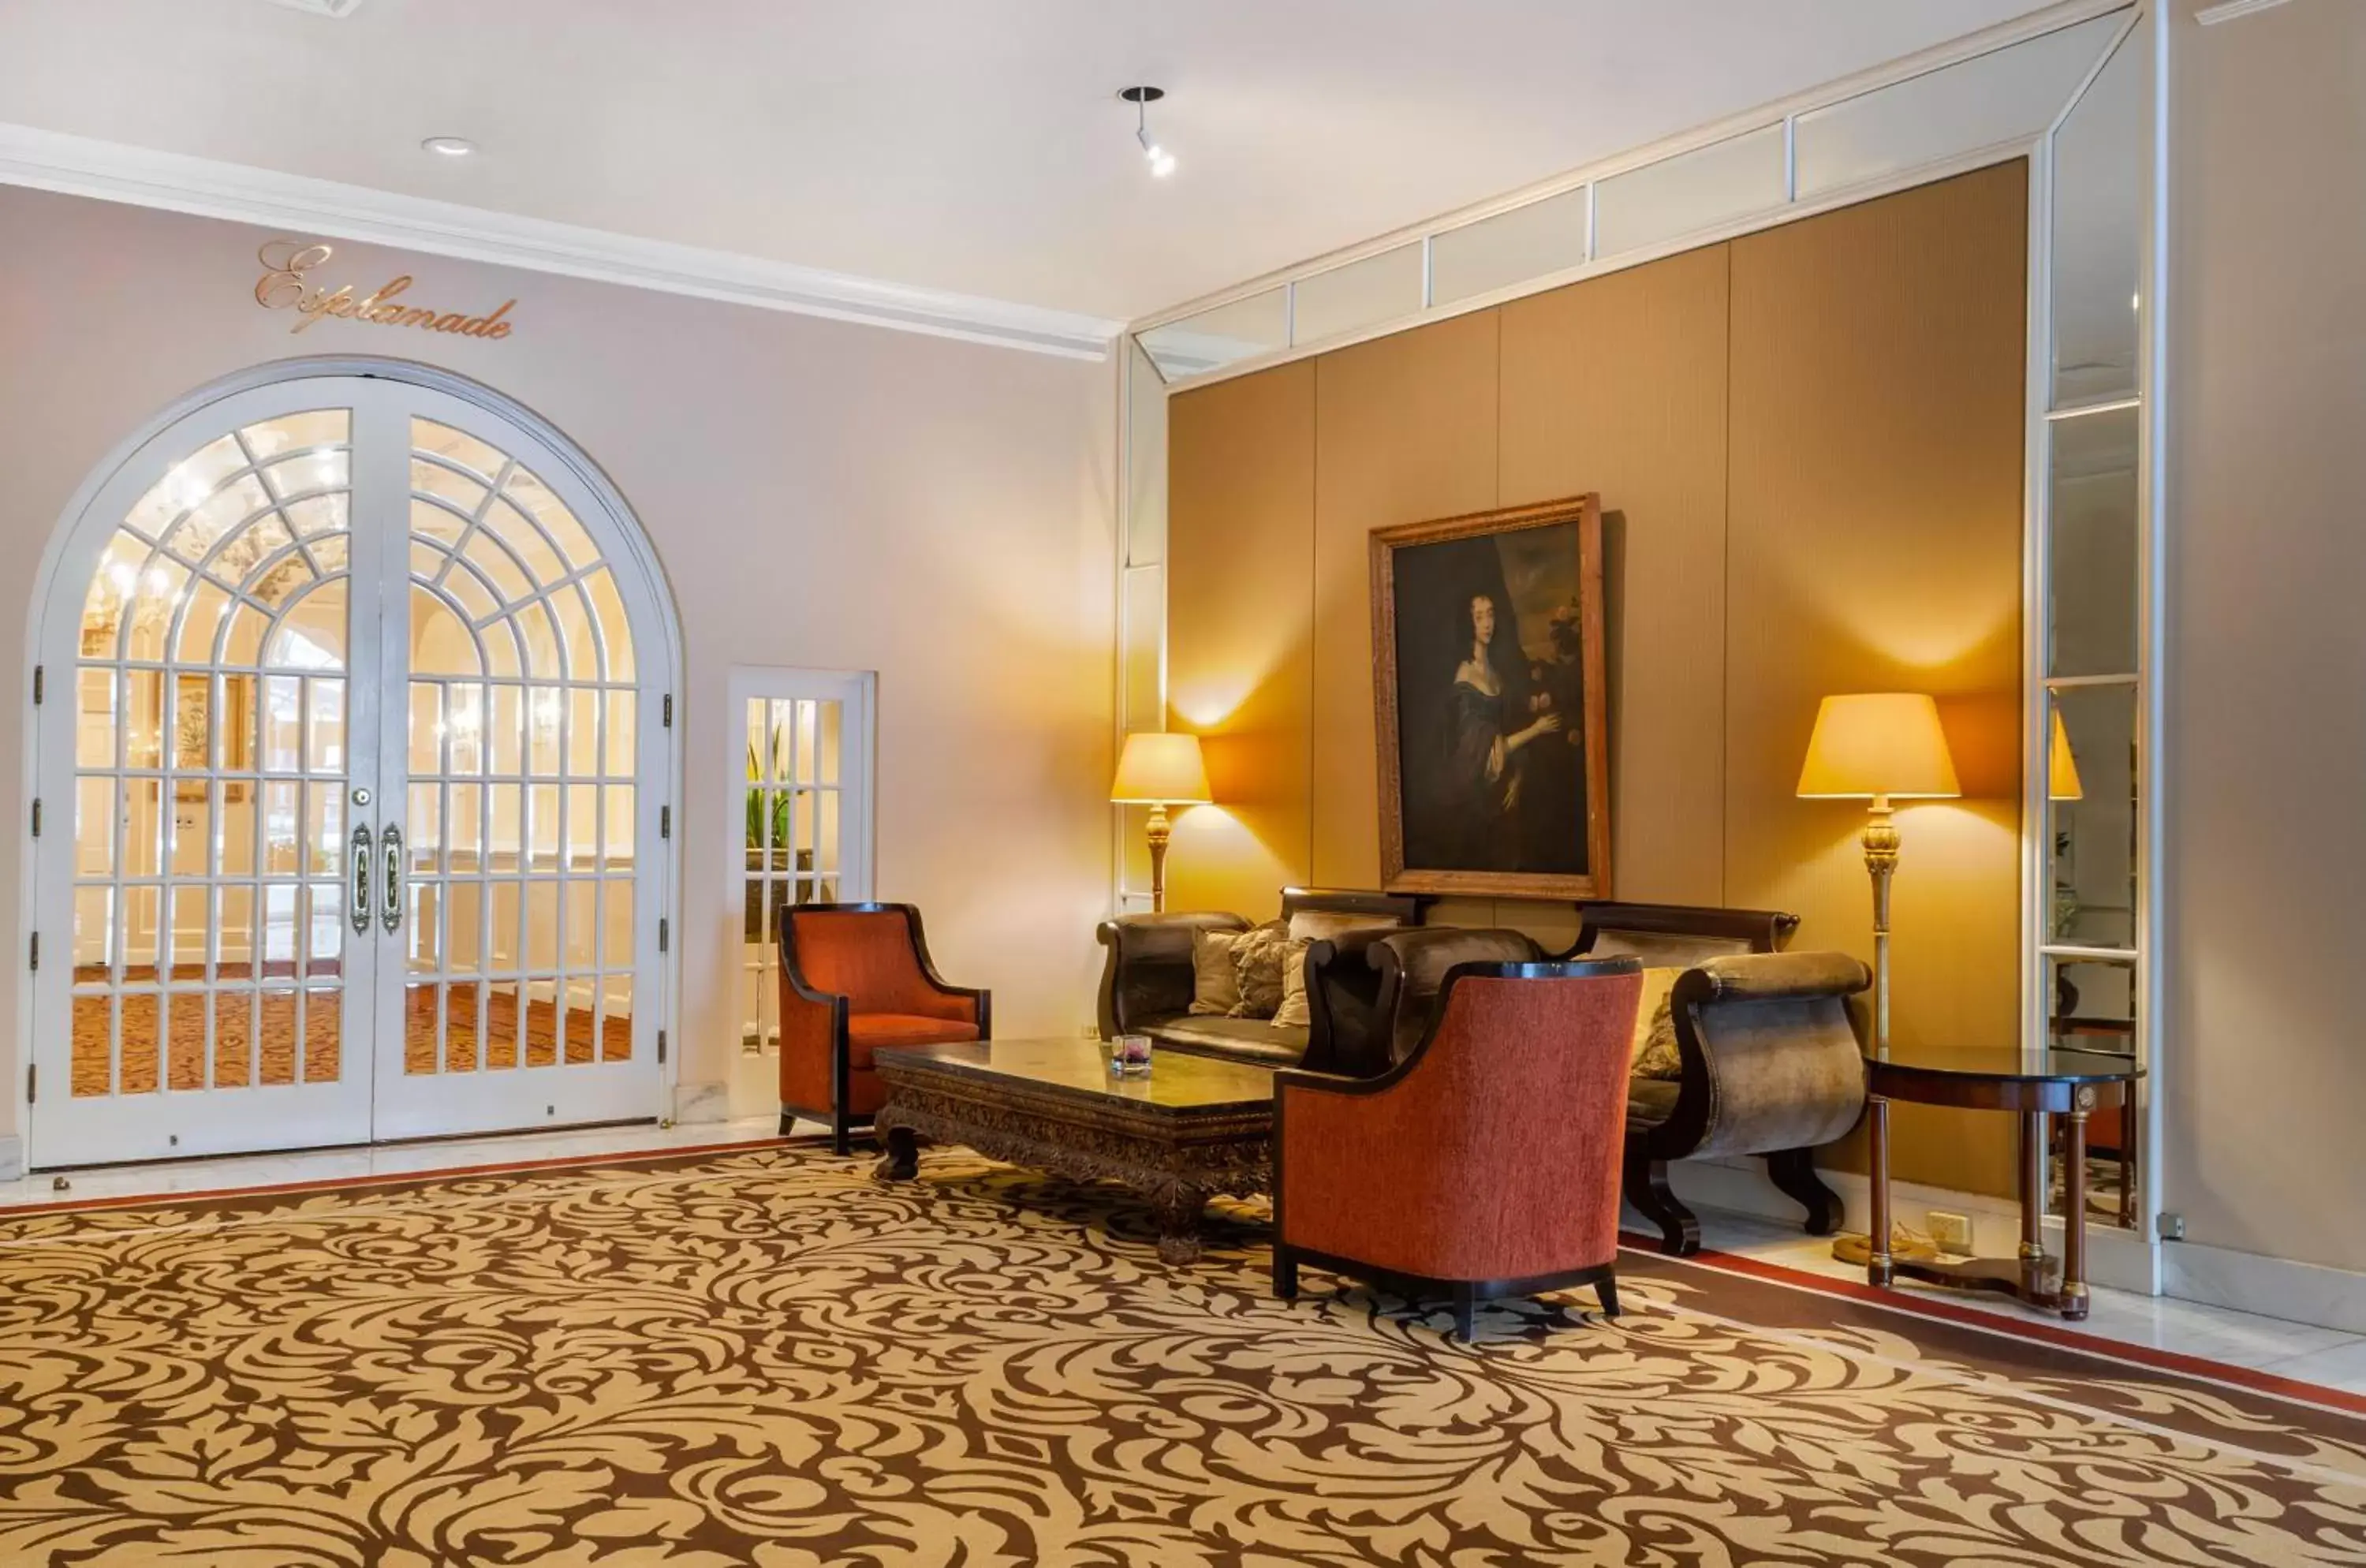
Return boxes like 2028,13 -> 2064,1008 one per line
421,136 -> 477,159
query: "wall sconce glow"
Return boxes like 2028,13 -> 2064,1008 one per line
1120,86 -> 1177,179
421,136 -> 477,159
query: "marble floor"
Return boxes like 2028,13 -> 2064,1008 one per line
4,1116 -> 2360,1398
1684,1208 -> 2366,1396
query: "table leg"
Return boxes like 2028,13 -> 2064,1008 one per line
1155,1185 -> 1209,1266
873,1124 -> 920,1182
2018,1109 -> 2047,1282
1867,1095 -> 1893,1288
2062,1105 -> 2090,1320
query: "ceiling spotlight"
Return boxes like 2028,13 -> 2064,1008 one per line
421,136 -> 477,159
1119,86 -> 1176,179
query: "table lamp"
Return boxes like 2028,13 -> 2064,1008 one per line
1797,693 -> 1960,1051
1111,731 -> 1211,913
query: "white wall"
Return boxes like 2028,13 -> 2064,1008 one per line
0,185 -> 1116,1150
2163,0 -> 2366,1278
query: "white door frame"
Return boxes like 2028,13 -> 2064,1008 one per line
725,666 -> 876,1079
723,666 -> 878,913
19,357 -> 684,1168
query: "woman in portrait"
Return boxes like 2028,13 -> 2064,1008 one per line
1446,591 -> 1562,868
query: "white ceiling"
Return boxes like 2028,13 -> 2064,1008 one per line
0,0 -> 2051,324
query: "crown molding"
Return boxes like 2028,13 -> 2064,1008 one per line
0,122 -> 1121,361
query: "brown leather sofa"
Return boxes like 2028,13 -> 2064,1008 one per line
1355,902 -> 1871,1256
1095,889 -> 1421,1071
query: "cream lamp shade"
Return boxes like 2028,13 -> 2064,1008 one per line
1795,693 -> 1961,801
2048,708 -> 2084,801
1110,731 -> 1211,805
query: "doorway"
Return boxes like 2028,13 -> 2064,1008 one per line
29,366 -> 678,1166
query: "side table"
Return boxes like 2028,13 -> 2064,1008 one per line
1862,1044 -> 2144,1321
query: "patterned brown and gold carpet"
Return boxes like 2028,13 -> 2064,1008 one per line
2,1144 -> 2363,1566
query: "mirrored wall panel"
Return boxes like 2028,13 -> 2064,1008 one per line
1137,287 -> 1289,380
2047,405 -> 2140,678
1125,340 -> 1169,568
1593,123 -> 1785,257
2048,685 -> 2136,950
1794,12 -> 2125,199
2052,12 -> 2147,405
1429,185 -> 1592,308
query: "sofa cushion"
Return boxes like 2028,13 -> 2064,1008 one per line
1228,920 -> 1293,1018
845,1013 -> 982,1069
1272,937 -> 1315,1027
1625,1075 -> 1681,1133
1630,968 -> 1685,1080
1137,1012 -> 1308,1067
1188,927 -> 1246,1016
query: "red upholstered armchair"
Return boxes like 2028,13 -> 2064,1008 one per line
1273,958 -> 1641,1340
778,904 -> 991,1153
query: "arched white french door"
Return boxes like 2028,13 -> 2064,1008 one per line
28,367 -> 677,1166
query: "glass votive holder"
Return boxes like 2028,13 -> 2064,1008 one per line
1110,1032 -> 1154,1077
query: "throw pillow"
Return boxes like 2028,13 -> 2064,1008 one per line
1630,966 -> 1686,1080
1272,937 -> 1315,1028
1286,908 -> 1405,946
1227,920 -> 1293,1020
1187,928 -> 1245,1016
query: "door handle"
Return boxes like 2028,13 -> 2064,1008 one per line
350,823 -> 374,935
381,823 -> 403,934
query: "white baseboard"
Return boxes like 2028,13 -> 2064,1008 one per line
1652,1154 -> 2160,1296
0,1133 -> 19,1181
672,1081 -> 731,1126
2164,1238 -> 2366,1336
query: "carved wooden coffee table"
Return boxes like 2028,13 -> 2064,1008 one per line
871,1038 -> 1274,1264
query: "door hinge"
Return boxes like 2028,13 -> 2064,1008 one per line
27,931 -> 37,972
656,1029 -> 667,1065
28,798 -> 39,838
658,917 -> 669,953
24,1063 -> 33,1105
662,693 -> 674,728
659,805 -> 670,840
30,665 -> 43,706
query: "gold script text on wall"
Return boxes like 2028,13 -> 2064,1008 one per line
254,241 -> 517,340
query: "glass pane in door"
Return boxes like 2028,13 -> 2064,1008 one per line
740,695 -> 844,1053
402,420 -> 638,1080
69,410 -> 355,1101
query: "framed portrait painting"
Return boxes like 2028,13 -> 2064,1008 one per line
1369,494 -> 1610,900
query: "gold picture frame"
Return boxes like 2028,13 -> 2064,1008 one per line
1370,494 -> 1611,901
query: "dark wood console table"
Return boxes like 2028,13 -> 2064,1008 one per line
1864,1044 -> 2144,1321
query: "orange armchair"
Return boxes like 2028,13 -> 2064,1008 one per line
1272,958 -> 1641,1340
778,903 -> 991,1153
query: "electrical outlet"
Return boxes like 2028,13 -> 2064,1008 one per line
1927,1210 -> 1973,1255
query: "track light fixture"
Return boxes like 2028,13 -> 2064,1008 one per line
1120,86 -> 1177,179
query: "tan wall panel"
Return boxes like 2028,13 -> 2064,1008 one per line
1726,162 -> 2029,1197
1166,362 -> 1317,918
1308,312 -> 1503,889
1499,244 -> 1732,909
